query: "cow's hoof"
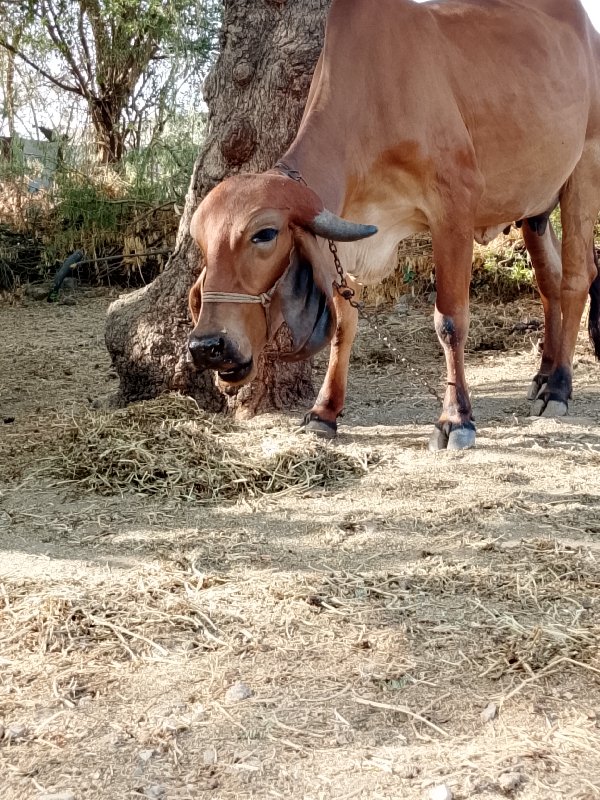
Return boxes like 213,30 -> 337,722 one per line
542,399 -> 568,417
447,424 -> 476,450
530,396 -> 568,417
527,374 -> 548,401
428,425 -> 449,451
300,412 -> 337,439
428,421 -> 476,451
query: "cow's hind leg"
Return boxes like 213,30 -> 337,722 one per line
532,150 -> 600,417
428,226 -> 476,451
521,220 -> 562,401
302,276 -> 360,438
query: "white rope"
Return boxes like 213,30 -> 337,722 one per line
201,291 -> 271,305
200,248 -> 296,310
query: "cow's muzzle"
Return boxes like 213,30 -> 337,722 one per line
188,333 -> 253,383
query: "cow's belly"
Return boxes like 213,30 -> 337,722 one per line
338,195 -> 428,285
472,112 -> 585,228
338,210 -> 428,286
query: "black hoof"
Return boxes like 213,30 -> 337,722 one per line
428,425 -> 448,451
530,377 -> 570,418
429,421 -> 476,452
527,373 -> 548,401
300,412 -> 337,439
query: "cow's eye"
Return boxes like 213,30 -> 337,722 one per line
251,228 -> 278,244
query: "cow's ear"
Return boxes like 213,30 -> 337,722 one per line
275,228 -> 336,361
188,268 -> 205,324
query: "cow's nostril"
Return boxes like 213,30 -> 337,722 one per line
188,334 -> 226,366
207,337 -> 225,357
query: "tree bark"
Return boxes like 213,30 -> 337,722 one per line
3,28 -> 21,138
105,0 -> 331,415
90,97 -> 126,164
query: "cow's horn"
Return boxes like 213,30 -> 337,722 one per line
309,209 -> 378,242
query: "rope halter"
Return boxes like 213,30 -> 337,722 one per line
198,249 -> 295,339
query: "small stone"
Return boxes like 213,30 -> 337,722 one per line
481,702 -> 498,723
144,786 -> 165,800
160,716 -> 188,734
5,723 -> 28,741
428,784 -> 452,800
203,748 -> 217,765
225,681 -> 253,704
498,772 -> 523,792
138,749 -> 154,763
91,395 -> 112,410
60,296 -> 77,306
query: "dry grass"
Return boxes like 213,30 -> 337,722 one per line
0,176 -> 54,233
0,562 -> 226,664
2,534 -> 599,798
31,395 -> 373,500
350,298 -> 543,377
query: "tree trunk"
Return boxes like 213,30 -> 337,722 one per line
90,97 -> 126,164
105,0 -> 331,415
4,28 -> 21,138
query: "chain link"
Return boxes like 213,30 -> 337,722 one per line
328,239 -> 363,309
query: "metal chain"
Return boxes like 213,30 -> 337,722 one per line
275,163 -> 363,309
328,239 -> 363,309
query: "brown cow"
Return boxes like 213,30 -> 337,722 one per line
188,0 -> 600,450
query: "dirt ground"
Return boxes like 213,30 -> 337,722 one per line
1,288 -> 599,800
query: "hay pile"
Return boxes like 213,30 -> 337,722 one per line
42,395 -> 372,500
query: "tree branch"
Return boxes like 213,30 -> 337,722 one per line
42,0 -> 93,99
78,3 -> 94,84
0,37 -> 83,94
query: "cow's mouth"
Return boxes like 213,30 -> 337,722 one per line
217,359 -> 254,384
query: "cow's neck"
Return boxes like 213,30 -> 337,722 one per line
278,128 -> 348,215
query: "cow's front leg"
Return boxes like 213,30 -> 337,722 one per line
428,230 -> 475,451
302,277 -> 360,438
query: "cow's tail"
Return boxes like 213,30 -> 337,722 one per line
589,247 -> 600,360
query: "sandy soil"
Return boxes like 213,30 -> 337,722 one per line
0,289 -> 599,800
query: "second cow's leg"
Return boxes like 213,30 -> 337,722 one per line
303,277 -> 360,437
521,221 -> 562,401
428,227 -> 476,451
533,151 -> 600,416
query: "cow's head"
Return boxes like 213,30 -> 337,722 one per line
187,173 -> 377,386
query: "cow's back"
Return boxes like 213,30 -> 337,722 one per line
311,0 -> 600,224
